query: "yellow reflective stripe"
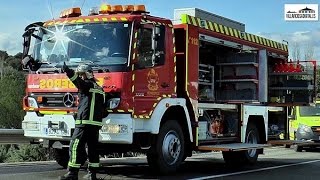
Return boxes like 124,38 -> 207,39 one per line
89,92 -> 95,121
88,163 -> 100,167
71,139 -> 79,164
68,162 -> 81,168
89,88 -> 105,95
75,120 -> 102,126
70,74 -> 77,81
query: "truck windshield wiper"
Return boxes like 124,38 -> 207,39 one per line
70,60 -> 110,72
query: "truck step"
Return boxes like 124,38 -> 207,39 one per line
268,140 -> 320,146
198,143 -> 269,152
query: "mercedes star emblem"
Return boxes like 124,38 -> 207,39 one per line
63,93 -> 75,107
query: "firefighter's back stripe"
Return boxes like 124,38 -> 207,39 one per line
181,14 -> 288,52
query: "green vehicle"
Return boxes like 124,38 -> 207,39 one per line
289,103 -> 320,151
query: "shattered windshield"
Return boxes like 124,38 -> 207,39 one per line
33,22 -> 131,68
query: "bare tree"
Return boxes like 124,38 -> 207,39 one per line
291,42 -> 301,61
303,43 -> 314,60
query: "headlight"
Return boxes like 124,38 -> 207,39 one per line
22,122 -> 40,130
27,97 -> 39,108
106,98 -> 120,109
101,124 -> 128,134
298,124 -> 313,133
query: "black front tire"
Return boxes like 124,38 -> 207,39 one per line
147,120 -> 185,174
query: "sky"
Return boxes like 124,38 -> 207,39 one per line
0,0 -> 319,60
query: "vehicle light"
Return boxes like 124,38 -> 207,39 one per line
298,124 -> 313,133
99,4 -> 111,14
37,96 -> 43,103
27,97 -> 39,108
101,124 -> 128,134
89,7 -> 99,15
122,5 -> 134,12
22,122 -> 40,131
134,5 -> 146,12
111,5 -> 123,12
60,7 -> 81,18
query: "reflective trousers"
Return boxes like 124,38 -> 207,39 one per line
68,126 -> 100,172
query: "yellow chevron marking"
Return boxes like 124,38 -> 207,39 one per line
132,53 -> 136,60
131,85 -> 134,92
224,26 -> 229,35
117,110 -> 125,112
162,95 -> 167,97
229,27 -> 234,36
262,38 -> 267,45
233,29 -> 239,38
107,110 -> 113,112
251,35 -> 256,43
120,17 -> 127,21
174,76 -> 177,82
219,25 -> 224,34
128,109 -> 133,112
132,74 -> 135,81
174,56 -> 176,63
247,34 -> 251,41
102,18 -> 108,21
85,19 -> 91,22
149,110 -> 153,116
153,103 -> 157,108
174,47 -> 176,53
197,18 -> 202,27
270,41 -> 274,48
208,22 -> 214,31
266,39 -> 270,47
145,116 -> 150,118
187,16 -> 191,24
48,22 -> 54,25
76,19 -> 84,23
191,16 -> 197,26
157,97 -> 161,100
168,24 -> 173,27
93,18 -> 100,22
214,23 -> 220,33
133,115 -> 138,118
139,115 -> 144,118
134,32 -> 138,38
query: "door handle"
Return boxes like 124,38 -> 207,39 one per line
161,82 -> 170,88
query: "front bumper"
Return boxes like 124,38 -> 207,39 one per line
296,127 -> 320,142
22,112 -> 133,144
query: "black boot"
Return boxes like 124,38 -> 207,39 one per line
83,171 -> 97,180
59,171 -> 78,180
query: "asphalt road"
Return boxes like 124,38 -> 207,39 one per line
0,147 -> 319,180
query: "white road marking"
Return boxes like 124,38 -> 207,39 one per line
189,159 -> 320,180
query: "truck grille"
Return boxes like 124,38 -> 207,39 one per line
30,93 -> 78,108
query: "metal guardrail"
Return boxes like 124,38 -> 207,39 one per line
0,129 -> 31,144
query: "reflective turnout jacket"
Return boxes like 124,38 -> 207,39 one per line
66,70 -> 105,127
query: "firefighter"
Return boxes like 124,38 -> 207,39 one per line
59,62 -> 105,180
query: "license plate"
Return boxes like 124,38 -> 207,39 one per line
46,128 -> 70,136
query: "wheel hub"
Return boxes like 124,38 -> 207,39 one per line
162,130 -> 181,165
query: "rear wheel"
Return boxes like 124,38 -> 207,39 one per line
223,123 -> 260,165
147,120 -> 185,174
294,145 -> 303,152
53,148 -> 69,169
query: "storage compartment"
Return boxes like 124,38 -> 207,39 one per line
198,40 -> 259,103
267,59 -> 316,105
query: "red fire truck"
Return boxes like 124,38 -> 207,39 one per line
21,4 -> 317,174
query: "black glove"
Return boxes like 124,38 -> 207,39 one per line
61,62 -> 70,73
